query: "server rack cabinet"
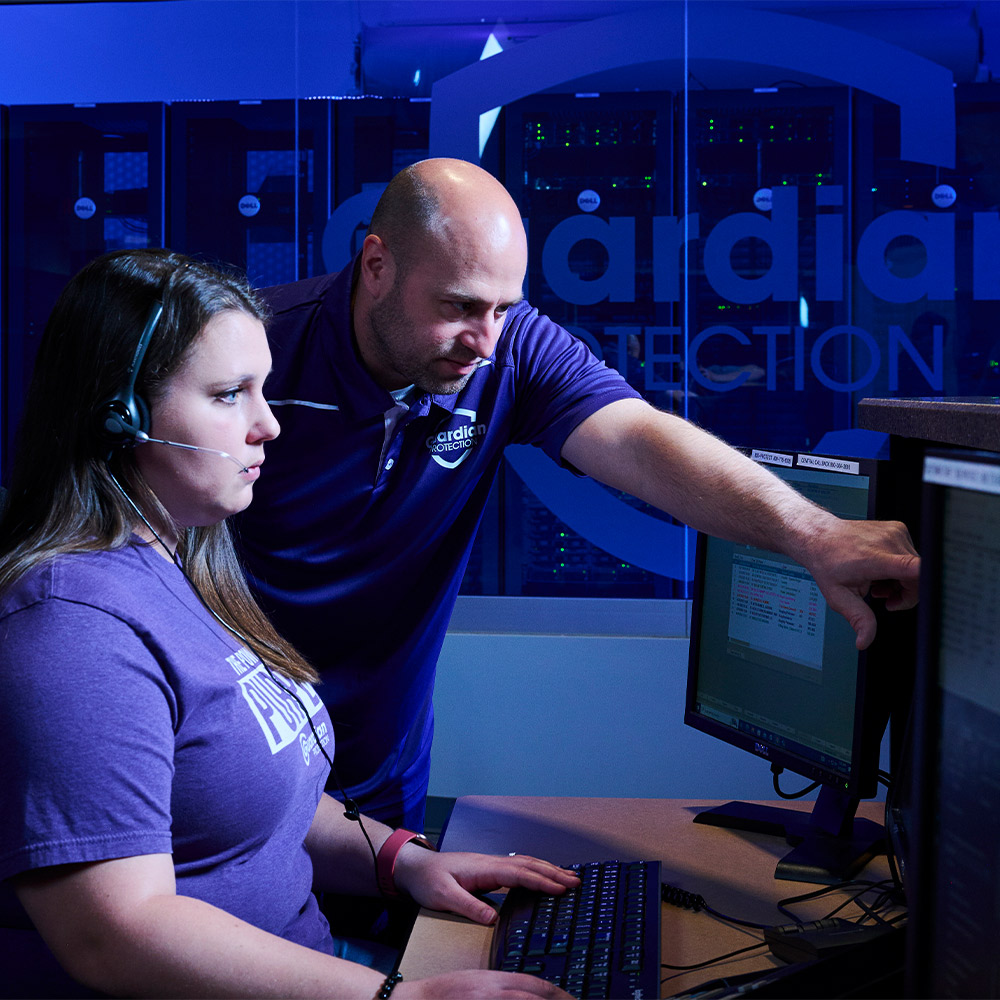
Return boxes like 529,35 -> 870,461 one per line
500,91 -> 680,598
4,102 -> 165,481
854,83 -> 1000,403
322,97 -> 430,273
684,87 -> 851,453
168,99 -> 330,288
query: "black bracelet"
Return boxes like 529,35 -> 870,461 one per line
376,971 -> 403,999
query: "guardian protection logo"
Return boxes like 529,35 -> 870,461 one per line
426,407 -> 486,469
424,5 -> 954,583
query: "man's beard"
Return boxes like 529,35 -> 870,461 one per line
368,289 -> 475,395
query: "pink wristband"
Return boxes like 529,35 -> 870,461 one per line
376,828 -> 437,898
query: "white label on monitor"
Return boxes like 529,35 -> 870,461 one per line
798,454 -> 860,475
727,553 -> 826,670
924,456 -> 1000,496
751,449 -> 793,467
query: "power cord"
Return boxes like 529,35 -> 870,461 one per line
776,878 -> 903,927
661,883 -> 775,930
660,882 -> 770,976
661,940 -> 769,974
660,874 -> 907,980
770,763 -> 820,800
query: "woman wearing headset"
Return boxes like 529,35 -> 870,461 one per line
0,249 -> 577,999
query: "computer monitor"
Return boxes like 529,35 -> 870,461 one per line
906,448 -> 1000,997
684,448 -> 892,884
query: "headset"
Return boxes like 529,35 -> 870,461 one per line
95,299 -> 164,450
93,294 -> 250,472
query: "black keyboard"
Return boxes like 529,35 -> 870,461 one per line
489,859 -> 662,999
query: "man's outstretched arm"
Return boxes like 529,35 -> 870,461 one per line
561,398 -> 920,649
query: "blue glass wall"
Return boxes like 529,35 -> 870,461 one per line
1,5 -> 991,600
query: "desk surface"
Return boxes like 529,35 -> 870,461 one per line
399,795 -> 893,997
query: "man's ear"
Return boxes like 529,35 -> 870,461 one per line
359,234 -> 395,298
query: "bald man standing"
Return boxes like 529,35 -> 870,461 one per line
236,158 -> 919,833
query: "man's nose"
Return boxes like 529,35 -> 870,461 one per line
459,312 -> 503,357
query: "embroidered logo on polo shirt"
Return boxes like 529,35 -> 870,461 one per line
425,407 -> 486,469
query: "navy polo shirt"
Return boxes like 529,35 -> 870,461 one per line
235,261 -> 639,823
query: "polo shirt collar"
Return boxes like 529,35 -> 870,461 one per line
418,360 -> 493,415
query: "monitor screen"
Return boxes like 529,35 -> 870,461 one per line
685,449 -> 891,883
906,449 -> 1000,997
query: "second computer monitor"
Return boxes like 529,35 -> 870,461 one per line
906,448 -> 1000,997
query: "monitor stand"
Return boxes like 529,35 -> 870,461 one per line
693,785 -> 886,884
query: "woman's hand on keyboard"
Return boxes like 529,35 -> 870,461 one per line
393,849 -> 581,925
396,969 -> 574,998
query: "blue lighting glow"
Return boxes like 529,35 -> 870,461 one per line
478,31 -> 503,158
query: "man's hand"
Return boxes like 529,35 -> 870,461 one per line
563,400 -> 921,649
801,516 -> 920,649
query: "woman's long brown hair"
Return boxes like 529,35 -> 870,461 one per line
0,248 -> 316,685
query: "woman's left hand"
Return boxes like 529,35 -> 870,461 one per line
392,848 -> 581,925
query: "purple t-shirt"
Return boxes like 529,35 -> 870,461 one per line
0,542 -> 336,996
235,263 -> 641,824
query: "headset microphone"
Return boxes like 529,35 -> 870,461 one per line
131,431 -> 250,474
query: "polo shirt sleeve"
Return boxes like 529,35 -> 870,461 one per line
502,304 -> 643,464
0,598 -> 176,882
